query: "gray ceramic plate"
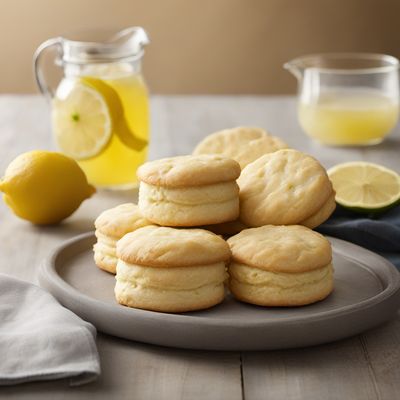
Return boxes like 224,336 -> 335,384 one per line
38,232 -> 400,351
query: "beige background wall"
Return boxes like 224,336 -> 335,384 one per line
1,0 -> 400,94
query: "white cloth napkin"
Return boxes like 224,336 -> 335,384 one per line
0,273 -> 100,386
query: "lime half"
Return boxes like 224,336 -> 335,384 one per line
327,161 -> 400,213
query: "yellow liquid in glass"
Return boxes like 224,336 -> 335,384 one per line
56,64 -> 149,189
76,73 -> 149,188
298,89 -> 399,145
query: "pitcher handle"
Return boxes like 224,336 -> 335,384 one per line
33,37 -> 63,100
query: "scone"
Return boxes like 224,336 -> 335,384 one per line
115,226 -> 231,312
193,126 -> 288,169
94,203 -> 153,274
238,149 -> 334,227
137,154 -> 241,226
227,225 -> 334,306
300,191 -> 336,229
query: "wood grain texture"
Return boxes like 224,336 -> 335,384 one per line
241,337 -> 379,400
360,316 -> 400,400
0,95 -> 399,399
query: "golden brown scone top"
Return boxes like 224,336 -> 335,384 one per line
117,226 -> 231,267
137,155 -> 240,187
94,203 -> 153,238
228,225 -> 332,273
193,126 -> 288,169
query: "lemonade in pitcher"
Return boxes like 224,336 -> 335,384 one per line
34,27 -> 150,188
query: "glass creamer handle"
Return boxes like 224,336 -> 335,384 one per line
33,37 -> 63,100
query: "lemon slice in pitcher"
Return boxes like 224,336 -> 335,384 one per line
328,161 -> 400,213
52,81 -> 112,160
52,77 -> 147,160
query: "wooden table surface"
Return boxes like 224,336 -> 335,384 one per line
0,95 -> 399,400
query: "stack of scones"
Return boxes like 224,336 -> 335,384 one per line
93,126 -> 335,313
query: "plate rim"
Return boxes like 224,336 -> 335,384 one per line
38,231 -> 400,328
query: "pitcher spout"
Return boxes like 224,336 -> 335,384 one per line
284,58 -> 305,81
108,27 -> 150,51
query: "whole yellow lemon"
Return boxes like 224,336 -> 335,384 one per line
0,150 -> 96,224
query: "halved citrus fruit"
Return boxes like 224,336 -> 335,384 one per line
52,81 -> 112,160
327,161 -> 400,213
52,77 -> 147,160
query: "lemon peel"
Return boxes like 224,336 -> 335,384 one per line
81,77 -> 148,152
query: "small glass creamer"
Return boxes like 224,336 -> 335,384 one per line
285,53 -> 399,146
34,27 -> 150,189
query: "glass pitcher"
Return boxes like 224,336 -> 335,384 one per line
284,53 -> 399,146
34,27 -> 150,189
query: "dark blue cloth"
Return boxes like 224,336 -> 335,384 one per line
317,204 -> 400,269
